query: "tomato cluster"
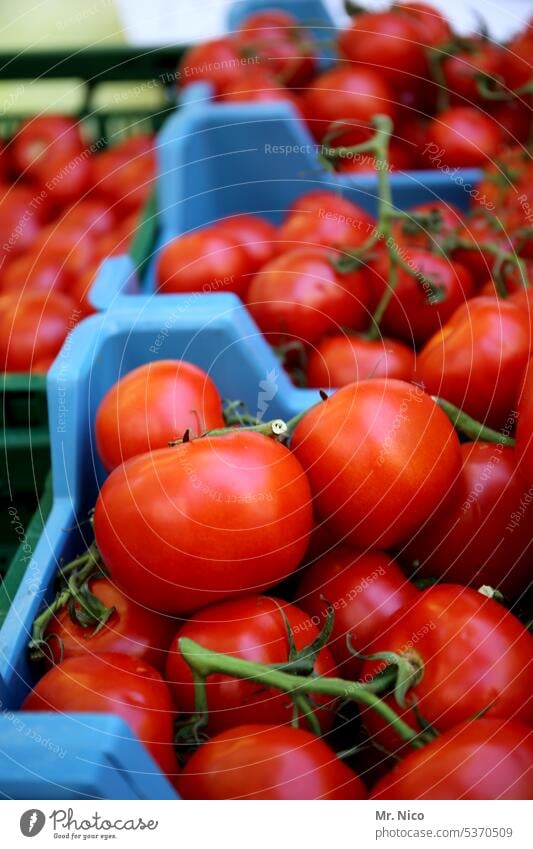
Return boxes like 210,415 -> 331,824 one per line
0,119 -> 155,372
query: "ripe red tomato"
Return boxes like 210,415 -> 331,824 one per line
61,198 -> 116,240
451,211 -> 515,281
302,67 -> 396,145
29,222 -> 96,288
362,585 -> 533,747
220,69 -> 303,113
246,247 -> 370,345
416,296 -> 532,429
10,115 -> 83,180
338,12 -> 427,89
215,213 -> 276,270
291,379 -> 461,549
0,252 -> 66,295
22,653 -> 178,776
35,149 -> 91,209
371,719 -> 533,799
166,595 -> 337,734
91,141 -> 155,215
276,196 -> 374,255
394,3 -> 452,47
0,186 -> 44,260
516,357 -> 533,484
44,578 -> 176,672
0,290 -> 78,372
156,228 -> 253,298
234,10 -> 316,87
424,107 -> 502,167
403,442 -> 532,600
296,547 -> 418,677
95,359 -> 225,471
178,38 -> 244,94
178,724 -> 366,799
442,41 -> 504,104
287,190 -> 374,228
392,201 -> 462,252
502,32 -> 533,90
369,249 -> 474,345
306,334 -> 416,388
94,432 -> 313,614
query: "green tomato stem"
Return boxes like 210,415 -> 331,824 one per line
433,396 -> 516,446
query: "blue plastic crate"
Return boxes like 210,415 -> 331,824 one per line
0,297 -> 314,798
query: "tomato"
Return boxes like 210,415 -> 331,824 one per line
276,196 -> 375,255
67,262 -> 98,318
416,296 -> 531,429
516,357 -> 533,484
362,585 -> 533,749
166,595 -> 337,734
10,115 -> 83,180
306,334 -> 416,388
94,432 -> 313,614
95,359 -> 225,471
371,719 -> 533,799
234,10 -> 316,87
178,38 -> 244,94
287,191 -> 374,228
0,186 -> 44,260
296,547 -> 418,677
502,32 -> 533,90
369,249 -> 474,345
403,442 -> 532,600
0,291 -> 78,372
215,213 -> 276,270
61,198 -> 116,240
442,41 -> 504,104
35,149 -> 91,209
392,201 -> 463,252
220,68 -> 303,113
394,3 -> 452,48
0,252 -> 66,295
22,653 -> 178,776
302,67 -> 396,145
246,247 -> 370,346
291,379 -> 461,549
424,107 -> 502,168
452,211 -> 515,281
92,141 -> 155,215
44,578 -> 176,672
156,228 -> 253,298
492,99 -> 532,146
178,724 -> 366,799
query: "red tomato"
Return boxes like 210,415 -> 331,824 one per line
95,359 -> 225,471
219,68 -> 302,113
166,595 -> 337,734
94,432 -> 313,614
156,228 -> 253,298
178,38 -> 244,94
287,190 -> 374,228
369,249 -> 474,344
61,198 -> 116,240
0,186 -> 44,260
492,99 -> 532,146
215,213 -> 276,270
362,585 -> 533,747
22,653 -> 178,776
392,201 -> 463,252
44,578 -> 176,672
394,3 -> 452,47
338,12 -> 427,89
0,290 -> 78,372
0,252 -> 66,295
67,262 -> 98,318
502,32 -> 533,90
10,115 -> 83,180
234,10 -> 316,87
516,357 -> 533,484
424,107 -> 502,168
416,296 -> 532,429
371,719 -> 533,799
442,41 -> 504,104
246,247 -> 370,346
296,547 -> 418,677
29,223 -> 96,288
178,724 -> 366,800
291,379 -> 461,549
35,149 -> 91,209
302,67 -> 396,145
92,143 -> 154,215
306,334 -> 416,388
452,211 -> 515,281
403,442 -> 532,600
276,200 -> 375,255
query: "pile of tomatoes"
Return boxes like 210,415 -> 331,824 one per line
178,3 -> 532,170
0,117 -> 154,372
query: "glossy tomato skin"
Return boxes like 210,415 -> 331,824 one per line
10,115 -> 83,180
0,253 -> 66,295
403,442 -> 533,600
395,3 -> 452,47
424,107 -> 502,168
234,10 -> 316,87
371,719 -> 533,800
392,201 -> 462,252
95,360 -> 224,471
166,595 -> 338,734
417,297 -> 532,430
246,247 -> 370,346
287,191 -> 374,228
178,724 -> 366,800
296,547 -> 418,678
276,197 -> 374,255
369,249 -> 474,345
0,186 -> 44,260
178,38 -> 243,94
0,291 -> 78,372
362,585 -> 533,747
516,358 -> 533,484
302,67 -> 396,145
45,578 -> 176,672
156,228 -> 252,298
306,334 -> 416,388
22,652 -> 178,776
91,140 -> 155,215
292,379 -> 461,550
219,68 -> 303,114
94,432 -> 313,615
215,213 -> 276,270
442,42 -> 504,105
